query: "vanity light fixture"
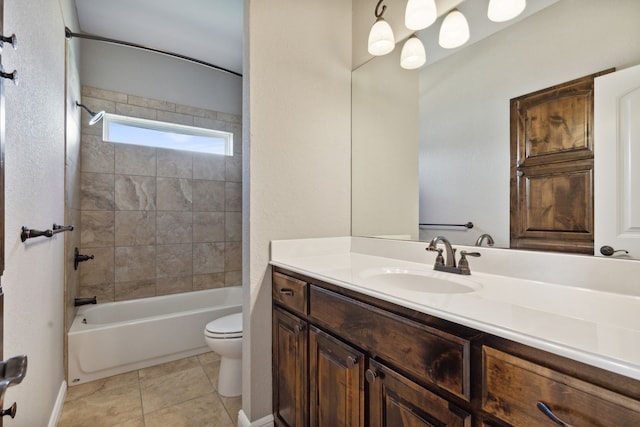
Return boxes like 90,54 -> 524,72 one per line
405,0 -> 437,31
438,9 -> 470,49
400,35 -> 426,70
367,0 -> 395,56
75,101 -> 105,126
488,0 -> 526,22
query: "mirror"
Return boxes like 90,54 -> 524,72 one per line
352,0 -> 640,252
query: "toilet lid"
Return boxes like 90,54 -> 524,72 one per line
205,312 -> 242,338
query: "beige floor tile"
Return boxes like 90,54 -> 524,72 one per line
65,371 -> 140,402
144,393 -> 234,427
140,365 -> 214,414
138,356 -> 201,381
200,358 -> 221,390
197,351 -> 221,364
220,396 -> 242,426
58,375 -> 143,427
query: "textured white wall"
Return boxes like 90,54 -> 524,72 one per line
243,0 -> 352,422
3,0 -> 68,425
419,0 -> 640,247
80,41 -> 242,116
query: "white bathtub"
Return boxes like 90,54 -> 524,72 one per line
68,286 -> 242,385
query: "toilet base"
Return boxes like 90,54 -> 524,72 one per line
218,356 -> 242,397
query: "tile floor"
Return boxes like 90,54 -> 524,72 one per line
57,352 -> 241,427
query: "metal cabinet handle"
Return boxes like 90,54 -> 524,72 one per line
346,356 -> 358,368
0,402 -> 16,419
599,245 -> 629,256
279,288 -> 294,296
295,324 -> 306,333
536,402 -> 574,427
365,369 -> 378,384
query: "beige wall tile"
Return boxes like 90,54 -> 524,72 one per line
156,276 -> 192,295
193,180 -> 225,211
193,242 -> 225,274
79,86 -> 243,302
157,211 -> 193,244
115,145 -> 157,176
82,86 -> 128,103
115,103 -> 157,120
156,244 -> 193,278
78,282 -> 115,303
157,149 -> 193,179
115,246 -> 156,282
128,95 -> 175,112
78,246 -> 114,286
224,242 -> 242,271
193,273 -> 225,290
193,116 -> 227,131
81,172 -> 114,210
193,153 -> 226,181
81,135 -> 114,173
115,280 -> 156,301
225,154 -> 242,182
175,104 -> 217,120
224,270 -> 242,287
225,212 -> 241,242
193,212 -> 225,243
81,211 -> 115,247
157,110 -> 194,126
225,182 -> 242,212
115,211 -> 156,246
157,178 -> 193,211
115,175 -> 156,211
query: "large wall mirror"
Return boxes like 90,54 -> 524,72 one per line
352,0 -> 640,258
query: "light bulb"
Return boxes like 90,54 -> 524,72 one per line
400,36 -> 426,69
368,17 -> 395,56
438,9 -> 470,49
405,0 -> 437,31
488,0 -> 526,22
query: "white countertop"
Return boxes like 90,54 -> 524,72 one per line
270,237 -> 640,380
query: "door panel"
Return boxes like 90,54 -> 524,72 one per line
595,64 -> 640,259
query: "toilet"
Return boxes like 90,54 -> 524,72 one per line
204,312 -> 243,397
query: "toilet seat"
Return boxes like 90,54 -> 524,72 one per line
205,312 -> 242,339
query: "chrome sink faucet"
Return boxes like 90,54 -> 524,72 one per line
427,236 -> 481,275
475,233 -> 495,247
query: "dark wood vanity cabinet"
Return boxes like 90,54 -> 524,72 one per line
272,267 -> 640,426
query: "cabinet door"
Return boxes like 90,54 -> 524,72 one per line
367,359 -> 471,427
309,326 -> 364,427
482,346 -> 640,426
273,308 -> 308,427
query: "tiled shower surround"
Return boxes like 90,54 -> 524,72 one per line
78,86 -> 242,302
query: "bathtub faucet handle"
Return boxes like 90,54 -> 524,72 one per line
74,247 -> 94,270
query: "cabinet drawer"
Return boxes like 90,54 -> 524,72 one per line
368,359 -> 471,427
309,285 -> 471,401
482,346 -> 640,426
273,272 -> 308,315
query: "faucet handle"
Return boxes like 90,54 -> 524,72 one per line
458,251 -> 481,275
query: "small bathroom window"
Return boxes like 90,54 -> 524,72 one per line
102,113 -> 233,155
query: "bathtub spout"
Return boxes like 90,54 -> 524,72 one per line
74,297 -> 96,307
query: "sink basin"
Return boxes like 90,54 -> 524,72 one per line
359,268 -> 481,294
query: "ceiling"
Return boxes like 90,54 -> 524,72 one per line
73,0 -> 243,75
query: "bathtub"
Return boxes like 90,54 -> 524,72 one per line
68,286 -> 242,385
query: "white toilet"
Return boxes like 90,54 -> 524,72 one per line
204,312 -> 243,397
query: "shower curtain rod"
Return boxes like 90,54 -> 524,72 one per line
64,27 -> 242,78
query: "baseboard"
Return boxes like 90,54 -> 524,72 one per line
48,380 -> 67,427
238,409 -> 274,427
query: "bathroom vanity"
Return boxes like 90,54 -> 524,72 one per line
270,237 -> 640,426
